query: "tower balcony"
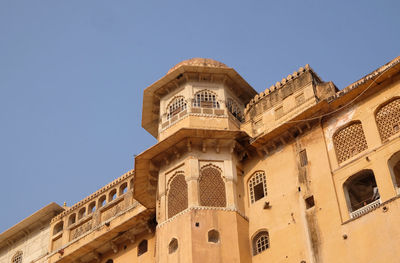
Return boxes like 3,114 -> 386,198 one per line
47,171 -> 154,263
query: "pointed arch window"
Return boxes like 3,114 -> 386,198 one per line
167,172 -> 188,218
167,96 -> 187,120
375,98 -> 400,142
333,121 -> 368,163
12,251 -> 23,263
248,171 -> 267,204
193,90 -> 220,108
199,165 -> 226,207
226,98 -> 243,122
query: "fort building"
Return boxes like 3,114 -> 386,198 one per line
1,56 -> 400,263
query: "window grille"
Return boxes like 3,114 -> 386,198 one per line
248,171 -> 267,204
375,98 -> 400,142
333,121 -> 368,163
252,231 -> 269,255
199,166 -> 226,207
167,173 -> 188,218
167,96 -> 187,120
226,98 -> 243,121
12,251 -> 23,263
193,90 -> 219,108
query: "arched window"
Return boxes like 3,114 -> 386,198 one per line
78,207 -> 86,220
53,221 -> 63,235
167,96 -> 187,120
108,189 -> 117,202
12,251 -> 23,263
333,121 -> 368,163
199,165 -> 226,207
168,238 -> 178,254
138,239 -> 148,256
375,98 -> 400,142
88,202 -> 96,214
68,213 -> 76,226
119,182 -> 128,196
226,98 -> 243,122
252,230 -> 269,256
208,229 -> 220,243
343,169 -> 381,218
248,171 -> 267,204
98,195 -> 106,208
167,172 -> 188,218
388,151 -> 400,191
193,90 -> 219,108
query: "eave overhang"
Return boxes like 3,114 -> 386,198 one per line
133,128 -> 250,208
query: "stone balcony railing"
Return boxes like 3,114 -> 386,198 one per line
350,199 -> 381,219
50,170 -> 135,252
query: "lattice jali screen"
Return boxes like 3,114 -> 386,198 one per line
375,98 -> 400,142
199,166 -> 226,207
248,171 -> 267,204
333,122 -> 368,163
167,173 -> 188,218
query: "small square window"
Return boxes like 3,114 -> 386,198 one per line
305,196 -> 315,209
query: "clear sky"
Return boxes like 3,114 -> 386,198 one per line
0,0 -> 399,232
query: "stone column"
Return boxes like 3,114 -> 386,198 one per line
186,156 -> 199,206
224,159 -> 237,209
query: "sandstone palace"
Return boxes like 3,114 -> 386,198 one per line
1,56 -> 400,263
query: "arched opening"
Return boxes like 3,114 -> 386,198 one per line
388,151 -> 400,193
375,97 -> 400,142
98,195 -> 106,208
53,221 -> 63,235
193,90 -> 220,108
167,172 -> 188,218
12,251 -> 23,263
105,260 -> 113,263
88,202 -> 96,214
119,182 -> 128,196
108,189 -> 117,202
252,230 -> 269,256
344,169 -> 381,218
168,238 -> 178,254
199,166 -> 226,207
167,96 -> 187,120
333,121 -> 368,163
138,239 -> 148,256
78,207 -> 86,220
248,171 -> 267,204
208,229 -> 220,243
68,213 -> 76,226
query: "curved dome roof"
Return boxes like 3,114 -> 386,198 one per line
167,58 -> 228,74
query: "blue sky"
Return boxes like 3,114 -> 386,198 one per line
0,0 -> 399,232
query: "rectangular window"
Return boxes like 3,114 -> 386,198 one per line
300,149 -> 308,167
254,183 -> 265,202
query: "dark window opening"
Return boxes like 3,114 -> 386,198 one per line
168,238 -> 178,254
254,183 -> 265,202
300,149 -> 308,167
305,196 -> 315,209
138,239 -> 148,256
208,230 -> 220,243
344,170 -> 380,212
106,260 -> 113,263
